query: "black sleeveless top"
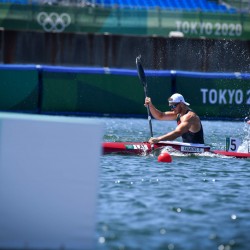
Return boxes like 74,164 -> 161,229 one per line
176,111 -> 204,144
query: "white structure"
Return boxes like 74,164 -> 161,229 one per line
169,31 -> 184,38
0,112 -> 103,250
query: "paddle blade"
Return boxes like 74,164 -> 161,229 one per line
136,55 -> 153,137
136,55 -> 147,88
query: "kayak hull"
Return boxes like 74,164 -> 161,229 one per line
103,141 -> 250,158
213,150 -> 250,158
103,142 -> 158,155
103,141 -> 210,155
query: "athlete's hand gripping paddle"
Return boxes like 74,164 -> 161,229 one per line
136,55 -> 154,140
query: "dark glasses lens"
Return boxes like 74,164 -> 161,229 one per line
170,103 -> 179,109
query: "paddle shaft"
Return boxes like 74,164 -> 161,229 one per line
136,56 -> 154,138
144,87 -> 154,138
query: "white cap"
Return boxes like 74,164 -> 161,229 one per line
168,93 -> 190,106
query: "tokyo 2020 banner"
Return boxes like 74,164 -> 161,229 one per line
0,4 -> 250,40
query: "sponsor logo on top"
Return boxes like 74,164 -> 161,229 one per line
126,144 -> 149,151
37,12 -> 71,32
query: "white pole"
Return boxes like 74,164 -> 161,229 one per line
245,116 -> 250,152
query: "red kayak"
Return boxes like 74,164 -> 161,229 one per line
103,141 -> 250,158
212,150 -> 250,158
103,141 -> 211,155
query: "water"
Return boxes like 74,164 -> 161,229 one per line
96,118 -> 250,250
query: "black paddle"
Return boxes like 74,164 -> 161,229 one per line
136,55 -> 154,139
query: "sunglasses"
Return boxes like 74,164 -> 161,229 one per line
169,103 -> 180,110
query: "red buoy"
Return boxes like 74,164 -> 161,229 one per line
158,152 -> 172,163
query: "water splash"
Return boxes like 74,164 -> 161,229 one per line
237,120 -> 250,153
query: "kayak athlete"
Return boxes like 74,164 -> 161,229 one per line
144,93 -> 204,144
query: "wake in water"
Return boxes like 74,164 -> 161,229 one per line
160,147 -> 228,158
161,146 -> 187,157
237,117 -> 250,153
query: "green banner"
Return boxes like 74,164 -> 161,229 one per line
0,3 -> 249,40
0,65 -> 249,119
0,69 -> 39,112
41,72 -> 172,115
176,77 -> 250,119
154,11 -> 249,39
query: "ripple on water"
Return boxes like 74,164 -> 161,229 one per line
97,118 -> 250,250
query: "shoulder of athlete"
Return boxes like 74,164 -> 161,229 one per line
182,110 -> 199,123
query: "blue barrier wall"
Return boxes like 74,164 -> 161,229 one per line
0,65 -> 249,119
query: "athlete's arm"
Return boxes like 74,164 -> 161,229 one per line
148,115 -> 193,144
145,97 -> 176,120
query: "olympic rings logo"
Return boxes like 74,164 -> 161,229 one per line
37,12 -> 71,32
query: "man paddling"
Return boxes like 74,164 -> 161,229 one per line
144,93 -> 204,144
